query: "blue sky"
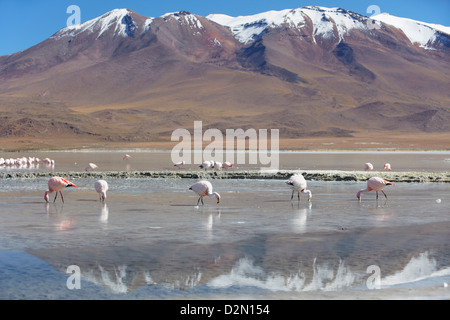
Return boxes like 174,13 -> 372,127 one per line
1,0 -> 449,56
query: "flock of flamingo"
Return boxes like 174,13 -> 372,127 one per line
41,155 -> 395,205
0,156 -> 55,168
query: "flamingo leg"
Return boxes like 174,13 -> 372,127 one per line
298,191 -> 300,201
376,191 -> 379,199
197,197 -> 205,205
291,190 -> 294,200
53,192 -> 58,203
381,190 -> 388,199
60,192 -> 65,203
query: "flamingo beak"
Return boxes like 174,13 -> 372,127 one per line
68,183 -> 78,188
308,198 -> 311,202
358,196 -> 361,201
217,199 -> 220,204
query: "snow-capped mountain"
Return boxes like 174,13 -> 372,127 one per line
207,6 -> 449,49
0,7 -> 449,148
52,9 -> 140,39
52,9 -> 208,40
207,7 -> 370,44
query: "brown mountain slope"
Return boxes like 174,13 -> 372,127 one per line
0,8 -> 449,150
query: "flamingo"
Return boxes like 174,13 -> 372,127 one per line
364,163 -> 373,171
44,176 -> 78,203
94,180 -> 108,201
174,160 -> 185,169
199,160 -> 213,170
123,154 -> 132,160
384,163 -> 392,171
85,163 -> 98,171
189,180 -> 221,205
223,162 -> 233,170
357,177 -> 395,200
285,174 -> 312,202
213,161 -> 223,170
43,158 -> 55,167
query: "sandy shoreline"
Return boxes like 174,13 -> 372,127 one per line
1,169 -> 449,183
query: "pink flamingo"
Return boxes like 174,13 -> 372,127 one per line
384,163 -> 392,171
85,163 -> 98,171
189,180 -> 221,205
94,180 -> 108,201
199,160 -> 213,170
174,160 -> 185,169
364,163 -> 373,171
285,174 -> 312,202
357,177 -> 395,200
223,162 -> 234,170
44,177 -> 78,203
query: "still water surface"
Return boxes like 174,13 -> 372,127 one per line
1,150 -> 450,172
0,151 -> 449,299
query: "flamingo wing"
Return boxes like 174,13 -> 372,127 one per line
95,180 -> 108,193
190,181 -> 211,196
286,174 -> 306,191
48,177 -> 77,191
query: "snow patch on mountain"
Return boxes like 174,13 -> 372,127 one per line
207,9 -> 291,44
52,9 -> 136,39
372,13 -> 449,49
207,7 -> 370,44
162,12 -> 204,30
207,6 -> 449,49
144,18 -> 155,31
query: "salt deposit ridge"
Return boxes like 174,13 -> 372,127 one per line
1,169 -> 449,183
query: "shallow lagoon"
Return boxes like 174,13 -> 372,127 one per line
0,151 -> 449,299
1,150 -> 450,172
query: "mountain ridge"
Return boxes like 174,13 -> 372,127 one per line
0,6 -> 449,150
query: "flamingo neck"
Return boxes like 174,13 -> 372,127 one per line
208,192 -> 221,203
304,190 -> 312,199
357,188 -> 369,199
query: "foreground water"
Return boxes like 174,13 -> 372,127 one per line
1,151 -> 449,300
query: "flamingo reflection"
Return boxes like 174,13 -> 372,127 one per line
291,202 -> 312,232
100,202 -> 109,223
44,202 -> 76,231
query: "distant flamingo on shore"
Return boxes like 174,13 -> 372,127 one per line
174,160 -> 185,169
384,163 -> 392,171
199,160 -> 213,170
213,161 -> 223,170
44,177 -> 77,203
364,163 -> 373,171
189,180 -> 221,205
85,163 -> 98,171
357,177 -> 395,200
222,162 -> 234,170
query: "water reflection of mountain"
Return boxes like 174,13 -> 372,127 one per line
26,221 -> 450,296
